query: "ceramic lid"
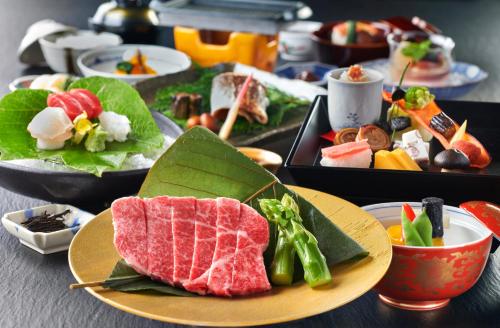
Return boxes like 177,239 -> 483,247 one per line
18,19 -> 76,65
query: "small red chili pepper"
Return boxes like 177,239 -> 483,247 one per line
402,203 -> 416,221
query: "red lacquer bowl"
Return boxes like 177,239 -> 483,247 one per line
363,202 -> 493,311
311,21 -> 391,67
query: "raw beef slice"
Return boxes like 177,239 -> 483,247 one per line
144,196 -> 174,284
171,197 -> 196,286
183,199 -> 218,294
230,203 -> 271,295
111,197 -> 148,275
207,197 -> 241,296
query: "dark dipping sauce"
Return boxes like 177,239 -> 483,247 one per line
21,209 -> 71,233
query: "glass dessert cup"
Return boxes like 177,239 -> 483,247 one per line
363,202 -> 492,311
388,31 -> 455,83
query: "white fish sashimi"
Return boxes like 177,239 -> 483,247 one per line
210,73 -> 269,124
98,111 -> 131,142
27,107 -> 74,150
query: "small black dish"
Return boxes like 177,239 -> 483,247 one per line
0,111 -> 182,207
285,96 -> 500,206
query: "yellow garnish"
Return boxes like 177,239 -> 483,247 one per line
450,120 -> 468,144
73,112 -> 95,144
387,224 -> 444,246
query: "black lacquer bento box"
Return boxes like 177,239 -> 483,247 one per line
285,96 -> 500,206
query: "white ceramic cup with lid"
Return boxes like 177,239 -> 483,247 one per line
327,67 -> 384,131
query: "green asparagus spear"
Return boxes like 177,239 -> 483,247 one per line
259,194 -> 332,287
271,229 -> 296,285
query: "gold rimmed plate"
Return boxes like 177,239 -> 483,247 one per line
68,186 -> 392,326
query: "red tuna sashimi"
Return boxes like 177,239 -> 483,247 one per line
230,203 -> 271,295
68,89 -> 103,119
183,199 -> 218,294
47,93 -> 85,121
111,197 -> 148,275
207,197 -> 241,296
144,196 -> 174,284
321,140 -> 370,159
171,197 -> 196,286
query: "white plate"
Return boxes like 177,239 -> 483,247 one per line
1,204 -> 94,254
77,45 -> 192,84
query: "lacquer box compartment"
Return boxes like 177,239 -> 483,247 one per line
285,96 -> 500,206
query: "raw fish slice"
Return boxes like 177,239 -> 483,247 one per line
183,199 -> 218,294
320,147 -> 372,168
68,89 -> 103,118
144,196 -> 174,284
47,93 -> 85,120
230,204 -> 271,295
171,197 -> 196,286
111,197 -> 148,275
210,73 -> 269,124
207,197 -> 241,296
321,140 -> 371,159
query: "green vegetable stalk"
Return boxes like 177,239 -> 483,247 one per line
270,230 -> 296,285
259,194 -> 332,287
412,210 -> 433,247
401,211 -> 425,247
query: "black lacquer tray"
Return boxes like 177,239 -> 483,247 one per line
285,95 -> 500,206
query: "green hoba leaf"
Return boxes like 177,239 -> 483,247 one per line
104,260 -> 195,296
139,127 -> 368,281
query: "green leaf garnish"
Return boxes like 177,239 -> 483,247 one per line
104,260 -> 195,296
116,61 -> 133,74
401,40 -> 432,61
0,77 -> 164,176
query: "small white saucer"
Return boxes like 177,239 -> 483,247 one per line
1,204 -> 94,254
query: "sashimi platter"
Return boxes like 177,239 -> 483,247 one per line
68,127 -> 392,326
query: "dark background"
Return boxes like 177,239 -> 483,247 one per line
0,1 -> 498,328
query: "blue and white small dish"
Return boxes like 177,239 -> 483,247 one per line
360,59 -> 488,100
1,204 -> 94,254
275,62 -> 337,86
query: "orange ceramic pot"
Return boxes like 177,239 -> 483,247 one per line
363,202 -> 493,311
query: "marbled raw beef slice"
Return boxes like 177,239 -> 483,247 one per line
183,199 -> 218,294
111,197 -> 148,275
207,197 -> 241,296
230,203 -> 271,295
171,197 -> 196,286
144,196 -> 174,284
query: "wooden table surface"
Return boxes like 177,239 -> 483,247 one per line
0,1 -> 498,327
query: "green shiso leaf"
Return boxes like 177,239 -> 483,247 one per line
150,68 -> 309,134
0,77 -> 164,176
104,260 -> 195,296
401,40 -> 432,62
138,127 -> 368,282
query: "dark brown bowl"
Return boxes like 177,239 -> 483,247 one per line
312,21 -> 391,67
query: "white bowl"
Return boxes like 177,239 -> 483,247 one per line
279,21 -> 322,61
1,204 -> 94,254
18,19 -> 76,65
77,44 -> 192,84
362,202 -> 492,246
39,30 -> 122,74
